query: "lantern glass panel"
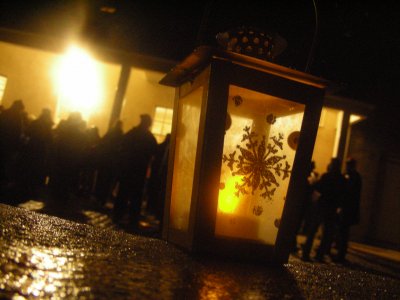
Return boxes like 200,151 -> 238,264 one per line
216,85 -> 305,244
170,86 -> 203,230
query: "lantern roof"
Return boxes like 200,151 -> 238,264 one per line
159,46 -> 330,90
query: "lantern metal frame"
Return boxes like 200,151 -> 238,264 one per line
160,46 -> 328,264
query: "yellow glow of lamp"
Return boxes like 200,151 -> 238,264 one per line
218,176 -> 242,213
54,45 -> 103,121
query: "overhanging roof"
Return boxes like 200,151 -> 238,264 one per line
0,27 -> 177,73
323,94 -> 374,116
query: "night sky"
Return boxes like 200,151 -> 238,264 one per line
1,0 -> 399,109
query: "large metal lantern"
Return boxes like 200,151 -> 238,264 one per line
160,46 -> 328,264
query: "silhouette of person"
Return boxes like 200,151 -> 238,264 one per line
17,108 -> 54,199
301,161 -> 320,235
78,126 -> 100,196
334,157 -> 362,263
49,112 -> 86,204
301,158 -> 347,262
0,100 -> 26,192
146,133 -> 170,231
95,120 -> 124,206
114,114 -> 157,230
291,160 -> 319,253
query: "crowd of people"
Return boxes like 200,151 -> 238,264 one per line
0,99 -> 170,233
1,99 -> 363,259
295,157 -> 362,264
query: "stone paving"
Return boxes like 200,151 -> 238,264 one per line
1,204 -> 400,299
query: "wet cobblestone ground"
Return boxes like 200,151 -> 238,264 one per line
1,203 -> 400,299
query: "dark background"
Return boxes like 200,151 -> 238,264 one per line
0,0 -> 399,109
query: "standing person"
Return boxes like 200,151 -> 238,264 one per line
49,112 -> 86,204
0,100 -> 26,189
335,158 -> 362,263
17,108 -> 54,199
301,158 -> 347,262
95,120 -> 124,206
146,133 -> 170,232
291,160 -> 319,253
301,161 -> 320,235
78,126 -> 100,197
114,114 -> 157,230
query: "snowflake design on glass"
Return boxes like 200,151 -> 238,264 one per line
222,126 -> 291,200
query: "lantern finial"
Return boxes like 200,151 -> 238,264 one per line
216,26 -> 287,61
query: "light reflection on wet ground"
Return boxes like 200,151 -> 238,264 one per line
1,244 -> 86,299
1,204 -> 400,299
18,200 -> 45,211
17,198 -> 117,231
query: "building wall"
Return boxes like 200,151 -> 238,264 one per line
371,157 -> 400,247
346,120 -> 381,243
120,68 -> 174,133
348,117 -> 400,250
312,108 -> 342,175
0,41 -> 59,117
0,41 -> 174,136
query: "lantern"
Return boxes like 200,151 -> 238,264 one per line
160,46 -> 327,264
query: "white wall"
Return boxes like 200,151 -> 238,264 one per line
0,41 -> 59,117
312,108 -> 343,175
120,68 -> 175,133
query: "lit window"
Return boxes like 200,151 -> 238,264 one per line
0,75 -> 7,103
152,106 -> 173,143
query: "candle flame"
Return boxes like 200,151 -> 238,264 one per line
218,176 -> 242,213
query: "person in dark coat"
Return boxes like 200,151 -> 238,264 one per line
291,160 -> 319,253
146,133 -> 170,231
49,112 -> 86,204
301,158 -> 347,262
334,157 -> 362,263
114,114 -> 157,229
95,120 -> 124,206
78,126 -> 101,196
17,108 -> 54,199
0,100 -> 26,188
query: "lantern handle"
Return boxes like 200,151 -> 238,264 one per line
305,0 -> 319,73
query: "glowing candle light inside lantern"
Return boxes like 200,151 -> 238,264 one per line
218,176 -> 242,213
